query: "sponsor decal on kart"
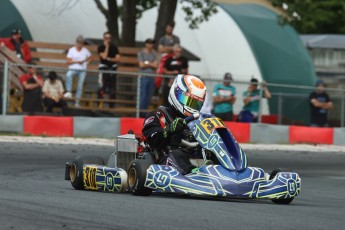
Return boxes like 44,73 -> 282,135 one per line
83,165 -> 97,190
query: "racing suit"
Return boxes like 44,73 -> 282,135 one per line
142,106 -> 195,175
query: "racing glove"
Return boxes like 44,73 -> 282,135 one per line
163,118 -> 186,138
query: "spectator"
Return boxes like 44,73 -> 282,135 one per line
0,29 -> 32,63
158,21 -> 180,55
213,73 -> 236,121
155,21 -> 181,90
309,80 -> 333,127
162,45 -> 188,105
64,35 -> 93,107
19,64 -> 43,113
42,71 -> 67,113
239,78 -> 271,122
137,38 -> 159,117
97,31 -> 121,106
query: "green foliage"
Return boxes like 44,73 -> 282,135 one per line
133,0 -> 218,29
180,0 -> 218,29
136,0 -> 158,19
270,0 -> 345,34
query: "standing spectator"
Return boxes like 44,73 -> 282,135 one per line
155,21 -> 181,90
19,64 -> 43,113
162,45 -> 188,105
97,31 -> 121,107
64,35 -> 93,107
158,21 -> 180,55
0,29 -> 32,63
137,38 -> 159,117
213,73 -> 236,121
309,80 -> 333,127
42,71 -> 67,113
239,78 -> 271,122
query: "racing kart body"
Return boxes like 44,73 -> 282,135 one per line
65,113 -> 301,204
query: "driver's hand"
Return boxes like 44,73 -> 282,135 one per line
164,118 -> 186,137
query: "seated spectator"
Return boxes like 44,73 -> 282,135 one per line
19,64 -> 43,114
155,21 -> 181,90
213,73 -> 236,121
309,80 -> 333,127
137,38 -> 159,117
97,31 -> 121,107
162,45 -> 188,105
64,35 -> 93,107
0,29 -> 32,63
42,71 -> 67,113
238,78 -> 271,122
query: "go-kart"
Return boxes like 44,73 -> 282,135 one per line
65,113 -> 301,204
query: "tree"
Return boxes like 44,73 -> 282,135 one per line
270,0 -> 345,34
153,0 -> 217,43
94,0 -> 217,47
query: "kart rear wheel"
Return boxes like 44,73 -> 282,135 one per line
70,156 -> 104,190
269,168 -> 294,205
128,159 -> 152,196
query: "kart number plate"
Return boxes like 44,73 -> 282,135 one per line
200,118 -> 226,134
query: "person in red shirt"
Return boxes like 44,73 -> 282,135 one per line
19,64 -> 44,113
0,29 -> 32,63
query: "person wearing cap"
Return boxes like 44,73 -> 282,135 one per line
0,29 -> 32,63
97,31 -> 121,105
239,78 -> 271,122
137,38 -> 159,117
212,73 -> 237,121
162,45 -> 189,106
309,80 -> 333,127
42,71 -> 67,113
19,64 -> 44,114
64,35 -> 93,107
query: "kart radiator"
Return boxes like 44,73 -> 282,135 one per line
107,134 -> 137,171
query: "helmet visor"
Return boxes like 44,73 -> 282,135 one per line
175,88 -> 204,111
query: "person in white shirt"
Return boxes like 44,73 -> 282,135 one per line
64,35 -> 93,107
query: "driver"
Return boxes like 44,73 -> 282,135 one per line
142,74 -> 206,175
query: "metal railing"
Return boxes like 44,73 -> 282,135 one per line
1,58 -> 345,126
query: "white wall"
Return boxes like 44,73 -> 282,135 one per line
11,0 -> 269,114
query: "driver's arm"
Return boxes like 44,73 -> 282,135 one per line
142,111 -> 169,149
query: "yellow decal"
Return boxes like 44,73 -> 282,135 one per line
83,165 -> 98,190
200,118 -> 226,134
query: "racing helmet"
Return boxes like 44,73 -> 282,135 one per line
168,74 -> 206,117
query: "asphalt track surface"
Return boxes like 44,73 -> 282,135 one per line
0,138 -> 345,230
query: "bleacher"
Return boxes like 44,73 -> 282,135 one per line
1,41 -> 151,117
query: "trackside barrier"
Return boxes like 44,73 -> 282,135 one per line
73,117 -> 120,138
2,115 -> 345,145
289,126 -> 334,145
0,115 -> 24,133
23,116 -> 73,136
224,122 -> 251,143
120,117 -> 144,135
250,123 -> 289,144
333,128 -> 345,145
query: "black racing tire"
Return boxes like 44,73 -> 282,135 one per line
127,158 -> 153,196
70,156 -> 104,190
269,168 -> 294,205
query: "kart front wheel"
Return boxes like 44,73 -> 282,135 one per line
70,156 -> 104,190
269,168 -> 294,205
128,159 -> 152,196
